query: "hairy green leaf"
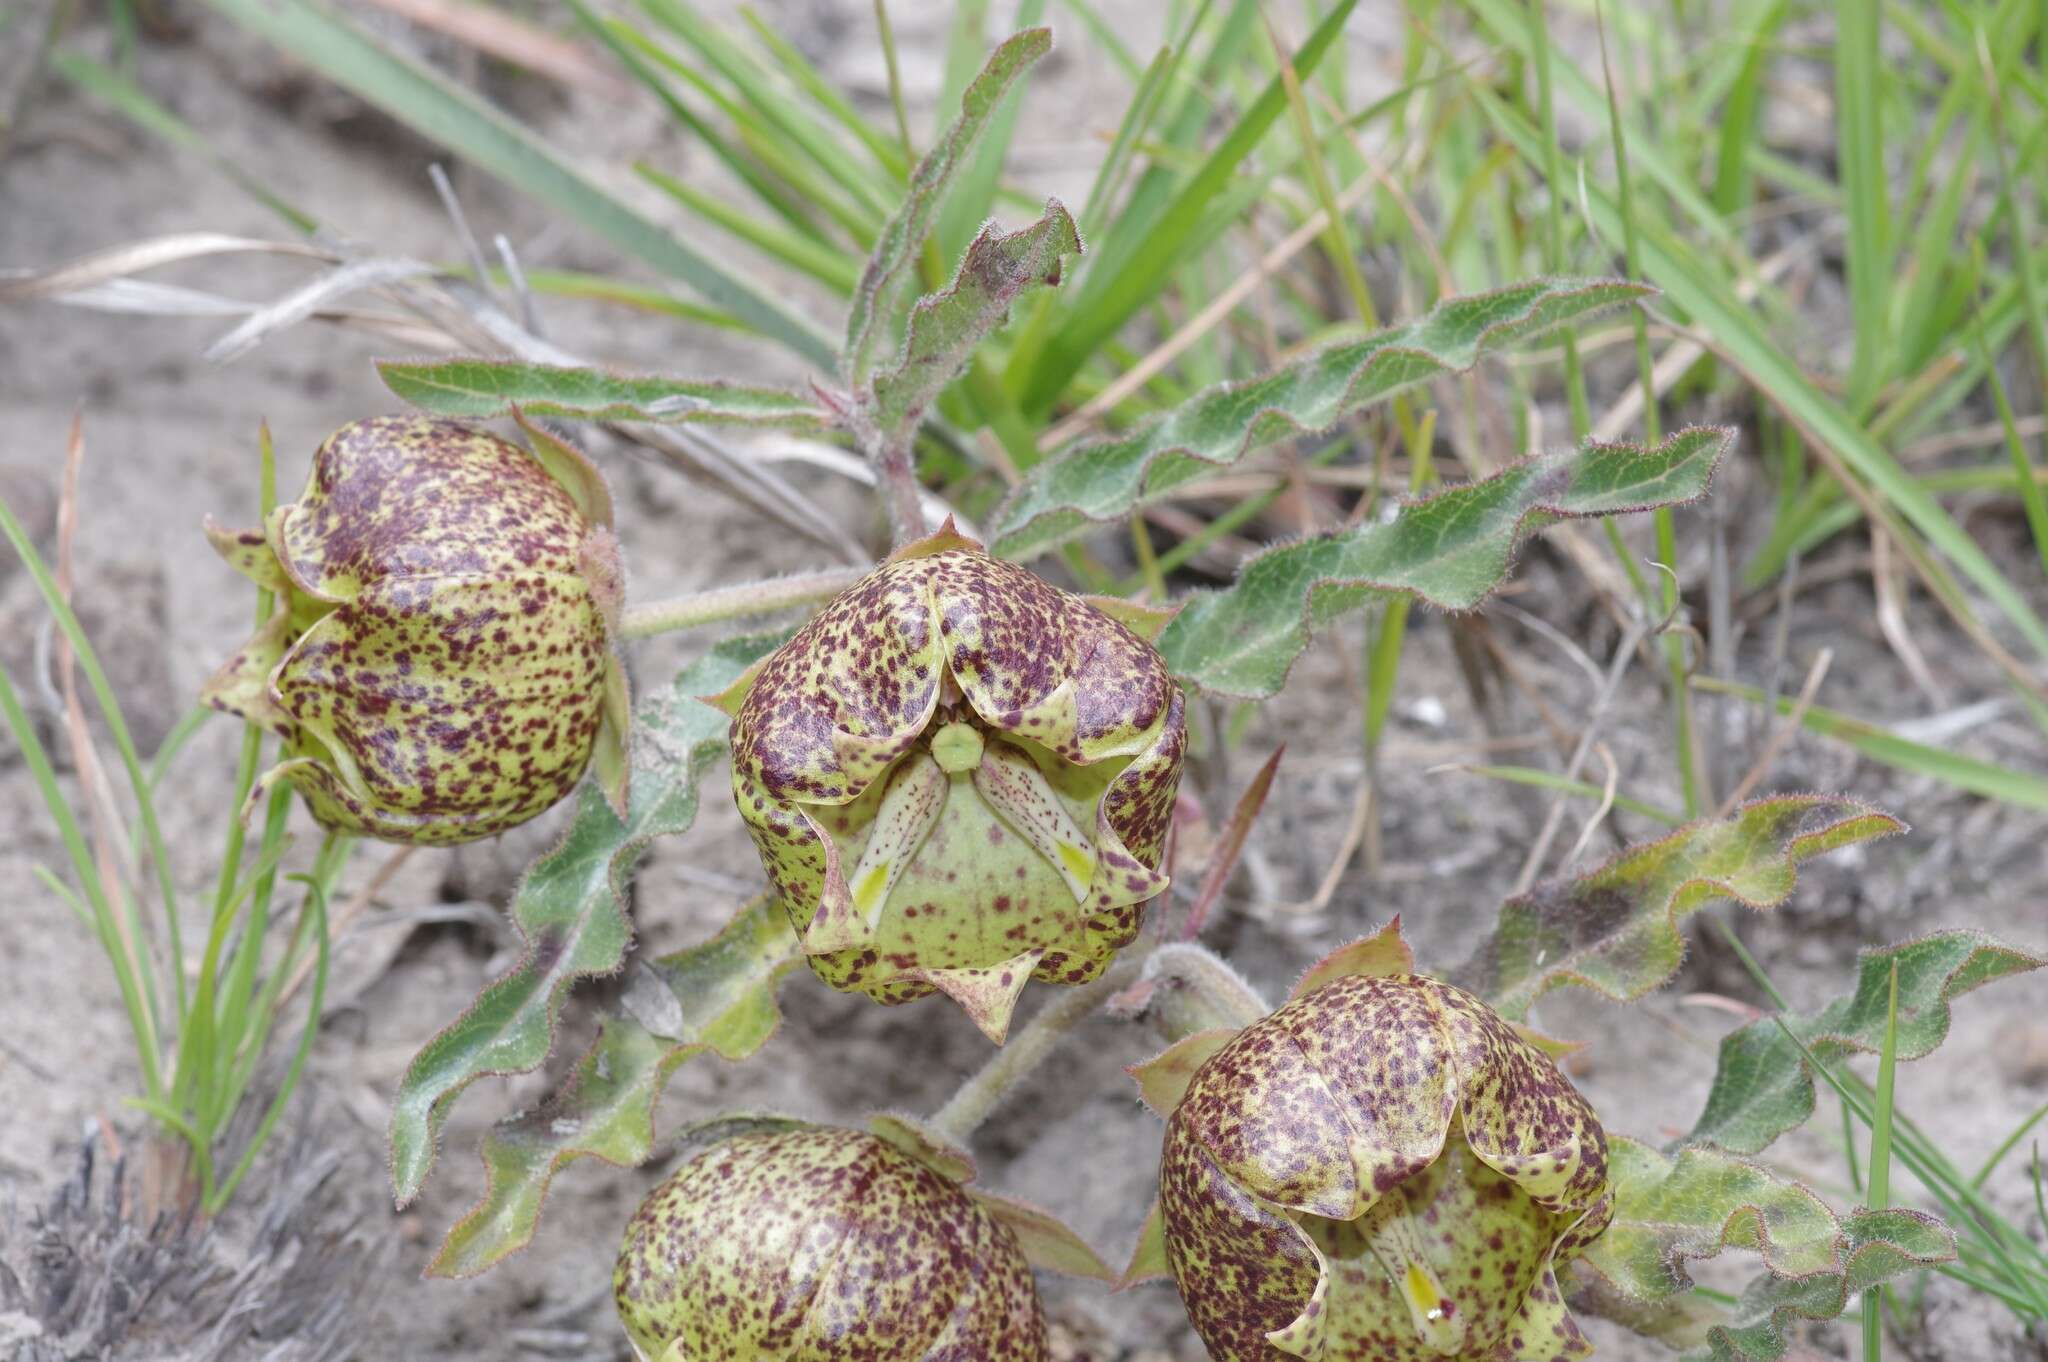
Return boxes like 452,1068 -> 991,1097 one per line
1705,1210 -> 1956,1361
1687,930 -> 2047,1154
1580,1138 -> 1848,1297
389,634 -> 784,1206
198,0 -> 834,366
1455,797 -> 1903,1023
1575,1138 -> 1953,1361
843,27 -> 1051,384
426,893 -> 800,1276
993,278 -> 1652,561
377,359 -> 828,429
1156,426 -> 1730,699
867,200 -> 1081,437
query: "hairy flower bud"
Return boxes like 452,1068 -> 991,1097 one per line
202,416 -> 627,845
613,1122 -> 1045,1362
1154,972 -> 1612,1362
721,523 -> 1185,1042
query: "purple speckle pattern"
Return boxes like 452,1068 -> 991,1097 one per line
200,417 -> 620,845
1159,975 -> 1612,1361
726,529 -> 1185,1039
613,1125 -> 1046,1361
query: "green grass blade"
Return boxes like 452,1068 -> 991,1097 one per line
1015,0 -> 1359,413
1691,675 -> 2048,811
1862,959 -> 1901,1361
736,7 -> 908,180
634,163 -> 858,291
200,0 -> 834,365
1837,0 -> 1892,410
1466,78 -> 2048,660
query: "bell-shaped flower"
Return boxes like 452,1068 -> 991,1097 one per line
202,416 -> 627,845
1131,926 -> 1612,1362
719,522 -> 1185,1042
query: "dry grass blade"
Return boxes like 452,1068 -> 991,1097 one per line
51,416 -> 137,959
0,233 -> 335,303
1037,170 -> 1378,452
1179,745 -> 1285,940
204,258 -> 437,362
1512,608 -> 1657,894
359,0 -> 630,99
1716,648 -> 1834,817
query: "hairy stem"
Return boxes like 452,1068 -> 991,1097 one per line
616,568 -> 867,640
927,956 -> 1142,1146
877,434 -> 929,546
1139,942 -> 1270,1039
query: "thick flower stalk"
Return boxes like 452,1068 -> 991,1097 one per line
1138,946 -> 1612,1362
721,522 -> 1185,1042
203,416 -> 627,845
613,1122 -> 1045,1361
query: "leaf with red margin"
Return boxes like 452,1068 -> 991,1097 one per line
426,893 -> 801,1276
389,633 -> 788,1207
1127,1027 -> 1240,1119
1117,1199 -> 1171,1289
1287,916 -> 1415,1000
1687,928 -> 2047,1154
1452,795 -> 1906,1022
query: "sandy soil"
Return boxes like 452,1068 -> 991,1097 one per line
3,4 -> 2046,1359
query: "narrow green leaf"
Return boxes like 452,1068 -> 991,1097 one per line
197,0 -> 834,366
844,27 -> 1053,384
867,200 -> 1081,437
1016,0 -> 1360,413
1464,74 -> 2048,661
1687,930 -> 2047,1155
388,634 -> 785,1206
1156,426 -> 1730,700
1707,1211 -> 1956,1361
425,893 -> 800,1276
1691,675 -> 2048,812
991,278 -> 1653,562
376,358 -> 827,429
1455,796 -> 1905,1023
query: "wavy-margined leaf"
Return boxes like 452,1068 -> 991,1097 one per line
1453,797 -> 1903,1023
844,28 -> 1051,383
426,893 -> 800,1276
1575,1138 -> 1953,1360
1157,427 -> 1730,698
991,278 -> 1652,562
867,201 -> 1080,436
1705,1211 -> 1955,1360
377,359 -> 828,429
1687,929 -> 2046,1154
389,634 -> 784,1206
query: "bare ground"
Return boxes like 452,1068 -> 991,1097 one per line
2,4 -> 2046,1359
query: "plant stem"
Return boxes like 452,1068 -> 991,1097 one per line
616,568 -> 867,639
1139,942 -> 1271,1038
927,957 -> 1140,1145
877,435 -> 930,546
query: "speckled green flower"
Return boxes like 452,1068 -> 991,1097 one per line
720,522 -> 1185,1043
613,1122 -> 1046,1362
202,416 -> 627,845
1142,961 -> 1611,1362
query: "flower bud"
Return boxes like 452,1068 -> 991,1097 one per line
1157,973 -> 1612,1362
613,1122 -> 1044,1362
722,524 -> 1185,1042
202,416 -> 627,845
